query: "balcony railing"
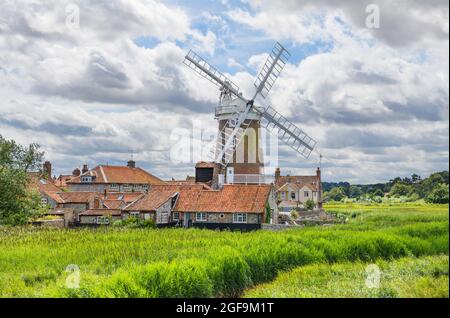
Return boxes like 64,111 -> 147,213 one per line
230,174 -> 275,185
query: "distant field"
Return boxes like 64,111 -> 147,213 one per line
0,203 -> 448,298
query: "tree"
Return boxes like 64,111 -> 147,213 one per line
325,187 -> 346,202
349,185 -> 363,198
0,135 -> 45,225
425,184 -> 449,204
389,183 -> 414,197
419,172 -> 449,198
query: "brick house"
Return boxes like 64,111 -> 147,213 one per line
275,167 -> 323,211
124,184 -> 278,230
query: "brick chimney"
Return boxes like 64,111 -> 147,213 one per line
316,167 -> 323,210
93,195 -> 100,209
43,161 -> 52,180
82,164 -> 89,174
275,167 -> 281,181
127,160 -> 136,168
72,168 -> 81,177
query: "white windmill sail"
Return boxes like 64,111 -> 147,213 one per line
183,42 -> 317,167
256,105 -> 317,159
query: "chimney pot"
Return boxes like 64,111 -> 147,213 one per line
127,160 -> 136,168
82,164 -> 89,174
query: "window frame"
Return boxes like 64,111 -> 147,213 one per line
81,176 -> 92,183
110,183 -> 119,190
129,211 -> 140,218
195,212 -> 207,222
304,191 -> 310,197
173,212 -> 180,221
233,213 -> 247,224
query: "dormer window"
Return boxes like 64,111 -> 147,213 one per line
81,176 -> 92,183
110,183 -> 119,191
123,184 -> 132,192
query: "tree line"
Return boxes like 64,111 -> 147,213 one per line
323,171 -> 449,204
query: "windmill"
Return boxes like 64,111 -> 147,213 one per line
183,42 -> 317,184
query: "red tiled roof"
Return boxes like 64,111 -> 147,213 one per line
67,165 -> 165,185
102,200 -> 125,210
183,184 -> 272,214
58,191 -> 98,204
124,190 -> 177,211
133,184 -> 272,214
79,209 -> 121,216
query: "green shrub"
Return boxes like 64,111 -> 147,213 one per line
305,199 -> 316,211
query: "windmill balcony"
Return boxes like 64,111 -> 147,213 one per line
215,105 -> 239,117
228,174 -> 275,185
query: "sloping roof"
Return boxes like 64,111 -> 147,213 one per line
27,173 -> 65,203
58,192 -> 98,204
102,200 -> 125,210
46,208 -> 75,215
124,189 -> 177,211
187,184 -> 272,213
103,192 -> 144,203
54,175 -> 74,187
67,165 -> 165,185
275,175 -> 319,191
278,182 -> 318,192
79,209 -> 122,216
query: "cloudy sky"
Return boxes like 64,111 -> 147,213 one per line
0,0 -> 448,183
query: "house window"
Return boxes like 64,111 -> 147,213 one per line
81,176 -> 92,183
143,184 -> 149,190
304,191 -> 309,197
290,192 -> 296,200
281,192 -> 286,200
96,216 -> 110,225
130,212 -> 140,218
134,184 -> 143,191
196,212 -> 207,222
110,183 -> 119,190
233,213 -> 247,223
173,212 -> 180,221
123,184 -> 132,192
41,197 -> 48,204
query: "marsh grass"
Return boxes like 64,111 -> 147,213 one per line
0,203 -> 448,297
243,255 -> 449,298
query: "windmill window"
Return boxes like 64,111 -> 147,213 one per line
196,212 -> 207,222
233,213 -> 247,223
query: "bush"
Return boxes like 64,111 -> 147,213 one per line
290,210 -> 299,219
305,199 -> 316,211
425,184 -> 449,204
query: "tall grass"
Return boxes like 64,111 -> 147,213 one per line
0,204 -> 448,297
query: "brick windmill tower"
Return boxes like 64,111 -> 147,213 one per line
184,43 -> 317,184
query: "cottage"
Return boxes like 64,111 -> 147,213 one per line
126,184 -> 278,230
274,167 -> 323,210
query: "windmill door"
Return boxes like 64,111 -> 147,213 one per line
226,167 -> 234,184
